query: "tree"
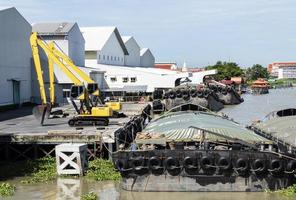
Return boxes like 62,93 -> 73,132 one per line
245,64 -> 269,81
205,61 -> 243,80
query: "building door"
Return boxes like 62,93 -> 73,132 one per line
13,80 -> 20,105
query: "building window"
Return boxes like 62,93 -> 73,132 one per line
103,55 -> 105,60
98,54 -> 101,60
85,51 -> 97,59
107,55 -> 109,60
111,56 -> 113,61
63,90 -> 70,98
122,77 -> 128,83
131,77 -> 137,82
110,77 -> 117,82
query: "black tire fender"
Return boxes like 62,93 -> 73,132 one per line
197,90 -> 204,98
252,159 -> 266,173
176,90 -> 182,98
169,91 -> 176,99
149,156 -> 162,169
190,89 -> 197,97
200,156 -> 213,170
235,158 -> 249,172
269,159 -> 283,173
286,160 -> 296,173
183,156 -> 196,168
165,157 -> 180,170
217,156 -> 232,170
131,157 -> 144,169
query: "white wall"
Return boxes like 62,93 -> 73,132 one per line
140,49 -> 155,67
95,64 -> 216,92
97,32 -> 125,66
0,8 -> 32,106
38,25 -> 85,67
68,24 -> 85,66
124,37 -> 140,67
90,71 -> 106,90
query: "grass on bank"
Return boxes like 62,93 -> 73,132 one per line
0,183 -> 16,197
0,157 -> 120,183
87,159 -> 121,181
21,156 -> 57,184
275,184 -> 296,196
0,156 -> 57,184
81,192 -> 98,200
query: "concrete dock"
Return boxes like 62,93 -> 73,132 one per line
0,102 -> 148,160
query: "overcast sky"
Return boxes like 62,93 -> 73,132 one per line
1,0 -> 296,68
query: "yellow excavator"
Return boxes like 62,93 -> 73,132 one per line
30,32 -> 121,126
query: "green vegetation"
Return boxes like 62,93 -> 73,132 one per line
86,159 -> 121,181
268,78 -> 296,88
81,192 -> 98,200
274,184 -> 296,196
21,156 -> 57,184
0,157 -> 120,197
0,183 -> 15,197
0,157 -> 56,184
245,64 -> 269,81
205,61 -> 243,80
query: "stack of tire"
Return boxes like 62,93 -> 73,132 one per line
163,86 -> 224,112
209,84 -> 244,105
115,104 -> 151,148
114,151 -> 296,180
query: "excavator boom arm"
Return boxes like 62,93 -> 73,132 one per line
30,32 -> 47,105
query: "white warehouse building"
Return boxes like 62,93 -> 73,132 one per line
0,7 -> 32,107
85,60 -> 217,93
83,26 -> 213,94
140,48 -> 155,67
32,22 -> 85,66
122,36 -> 141,67
81,27 -> 128,66
31,22 -> 86,104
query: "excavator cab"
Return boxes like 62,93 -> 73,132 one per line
87,83 -> 98,95
70,85 -> 84,99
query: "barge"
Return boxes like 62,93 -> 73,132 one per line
112,104 -> 296,192
207,81 -> 244,105
162,85 -> 224,112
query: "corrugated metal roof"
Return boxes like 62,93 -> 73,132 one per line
122,36 -> 132,43
32,22 -> 75,35
81,26 -> 128,55
254,115 -> 296,146
53,65 -> 104,84
143,111 -> 269,143
103,85 -> 147,92
140,48 -> 149,56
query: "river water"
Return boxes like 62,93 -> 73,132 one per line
1,177 -> 291,200
2,88 -> 296,200
221,88 -> 296,125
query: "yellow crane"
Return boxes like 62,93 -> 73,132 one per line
30,32 -> 117,126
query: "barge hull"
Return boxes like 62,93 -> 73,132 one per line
122,174 -> 292,192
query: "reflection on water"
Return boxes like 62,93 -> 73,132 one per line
1,177 -> 291,200
221,88 -> 296,125
2,89 -> 296,200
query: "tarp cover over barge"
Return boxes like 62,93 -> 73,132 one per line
113,105 -> 296,192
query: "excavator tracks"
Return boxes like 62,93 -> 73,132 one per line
68,116 -> 109,126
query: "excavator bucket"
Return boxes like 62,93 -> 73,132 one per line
32,103 -> 52,125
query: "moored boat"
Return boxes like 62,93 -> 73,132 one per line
112,104 -> 296,192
